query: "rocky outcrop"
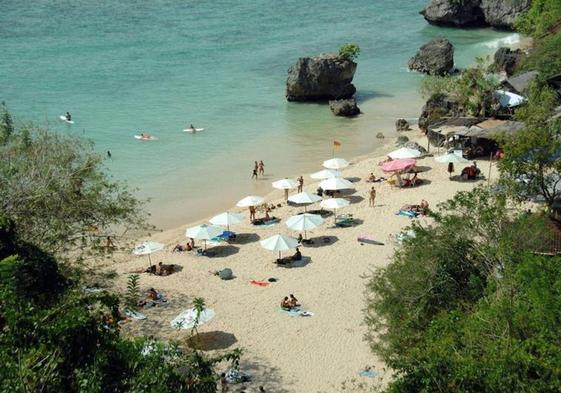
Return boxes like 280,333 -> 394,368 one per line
404,141 -> 428,154
418,93 -> 461,131
420,0 -> 531,29
396,119 -> 411,131
493,47 -> 523,76
408,38 -> 454,76
286,54 -> 357,101
329,99 -> 360,117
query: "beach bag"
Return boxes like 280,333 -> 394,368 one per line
219,268 -> 233,280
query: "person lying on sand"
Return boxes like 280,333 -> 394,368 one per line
172,243 -> 192,252
366,173 -> 377,183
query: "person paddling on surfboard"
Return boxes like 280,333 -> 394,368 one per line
189,124 -> 196,132
65,112 -> 72,121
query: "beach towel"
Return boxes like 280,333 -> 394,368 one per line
359,369 -> 378,378
278,307 -> 314,317
124,309 -> 146,320
357,236 -> 385,246
250,280 -> 269,287
397,210 -> 418,218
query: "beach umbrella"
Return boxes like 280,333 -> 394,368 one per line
388,147 -> 422,159
132,241 -> 164,267
186,224 -> 224,250
495,90 -> 526,108
381,158 -> 417,173
260,234 -> 299,260
286,213 -> 324,239
320,198 -> 350,224
435,152 -> 470,164
209,212 -> 243,231
322,157 -> 349,170
319,177 -> 354,191
236,195 -> 264,207
288,192 -> 322,211
310,168 -> 342,180
171,308 -> 216,330
272,178 -> 299,200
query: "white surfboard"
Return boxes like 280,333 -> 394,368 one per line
59,115 -> 74,124
134,135 -> 158,141
182,128 -> 204,133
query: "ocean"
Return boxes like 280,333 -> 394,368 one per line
0,0 -> 518,228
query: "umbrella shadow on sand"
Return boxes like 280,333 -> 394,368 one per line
232,233 -> 261,245
347,195 -> 365,204
303,236 -> 339,248
411,165 -> 432,173
302,209 -> 333,218
345,176 -> 362,183
275,256 -> 312,269
187,331 -> 238,350
205,245 -> 240,258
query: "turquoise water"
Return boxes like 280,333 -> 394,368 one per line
0,0 -> 517,228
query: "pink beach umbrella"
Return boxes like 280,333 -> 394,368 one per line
382,159 -> 417,173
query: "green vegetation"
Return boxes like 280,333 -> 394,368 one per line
518,32 -> 561,78
365,188 -> 561,392
0,109 -> 152,258
419,59 -> 500,117
338,43 -> 361,61
515,0 -> 561,38
124,274 -> 140,311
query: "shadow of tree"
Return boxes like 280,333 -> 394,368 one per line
188,330 -> 238,351
235,355 -> 295,393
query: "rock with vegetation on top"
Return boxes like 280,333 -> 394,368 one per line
286,53 -> 357,101
493,47 -> 523,76
408,37 -> 454,76
329,98 -> 360,117
420,0 -> 531,29
395,118 -> 411,131
418,93 -> 461,131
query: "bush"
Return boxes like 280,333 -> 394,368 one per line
518,32 -> 561,78
338,43 -> 360,61
515,0 -> 561,38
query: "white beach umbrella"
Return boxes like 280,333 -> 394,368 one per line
319,177 -> 354,191
236,195 -> 264,207
132,241 -> 164,267
272,178 -> 298,189
209,212 -> 243,231
495,90 -> 526,108
322,157 -> 349,170
260,234 -> 300,260
320,198 -> 350,224
171,308 -> 216,330
185,224 -> 224,250
288,192 -> 322,212
388,147 -> 422,159
310,168 -> 342,179
435,152 -> 469,164
286,213 -> 324,239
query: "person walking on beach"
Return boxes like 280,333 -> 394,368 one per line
219,372 -> 228,393
252,161 -> 258,179
258,160 -> 265,176
297,175 -> 303,193
447,162 -> 455,178
249,206 -> 256,223
369,186 -> 376,207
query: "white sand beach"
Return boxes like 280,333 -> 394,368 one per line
108,130 -> 485,392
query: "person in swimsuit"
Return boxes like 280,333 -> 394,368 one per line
258,160 -> 265,176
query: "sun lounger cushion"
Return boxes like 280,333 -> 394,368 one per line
398,210 -> 418,218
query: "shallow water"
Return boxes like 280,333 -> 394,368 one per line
0,0 -> 516,228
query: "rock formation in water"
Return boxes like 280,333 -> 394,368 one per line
329,98 -> 360,117
286,54 -> 357,101
420,0 -> 531,29
395,118 -> 411,131
493,47 -> 523,76
418,94 -> 462,131
408,37 -> 454,76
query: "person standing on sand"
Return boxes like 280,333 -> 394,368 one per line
258,160 -> 265,176
252,161 -> 258,179
220,373 -> 228,393
297,175 -> 303,193
369,186 -> 376,207
447,162 -> 455,178
249,206 -> 256,223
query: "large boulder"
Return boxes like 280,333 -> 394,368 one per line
396,118 -> 411,131
286,53 -> 357,101
421,0 -> 485,27
418,93 -> 462,131
420,0 -> 531,29
492,47 -> 523,76
329,99 -> 360,117
408,38 -> 454,76
404,141 -> 428,154
480,0 -> 531,29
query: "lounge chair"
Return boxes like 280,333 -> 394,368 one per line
335,213 -> 354,227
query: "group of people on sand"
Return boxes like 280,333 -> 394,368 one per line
280,294 -> 300,310
401,199 -> 429,215
251,160 -> 265,179
173,237 -> 195,252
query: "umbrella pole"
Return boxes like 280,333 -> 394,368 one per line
148,253 -> 152,268
304,230 -> 307,240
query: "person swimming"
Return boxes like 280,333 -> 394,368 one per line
65,112 -> 71,121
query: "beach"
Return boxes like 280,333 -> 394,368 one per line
108,130 -> 484,393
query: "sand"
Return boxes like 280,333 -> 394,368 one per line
107,130 -> 484,392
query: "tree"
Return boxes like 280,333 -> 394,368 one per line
498,83 -> 561,209
0,102 -> 14,144
364,188 -> 557,391
0,111 -> 152,258
338,43 -> 360,61
515,0 -> 561,38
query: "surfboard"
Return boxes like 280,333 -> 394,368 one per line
59,115 -> 74,124
182,128 -> 204,133
134,135 -> 158,141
